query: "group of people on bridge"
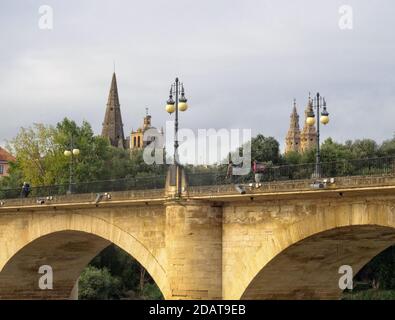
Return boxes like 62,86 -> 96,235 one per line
226,160 -> 272,183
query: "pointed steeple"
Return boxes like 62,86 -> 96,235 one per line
300,94 -> 317,153
291,99 -> 299,127
285,99 -> 301,153
101,72 -> 125,148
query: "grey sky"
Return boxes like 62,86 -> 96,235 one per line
0,0 -> 394,155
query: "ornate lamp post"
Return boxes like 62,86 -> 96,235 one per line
64,136 -> 80,194
165,77 -> 189,197
306,92 -> 330,178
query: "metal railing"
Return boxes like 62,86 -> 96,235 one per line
0,175 -> 166,200
1,156 -> 395,200
186,156 -> 395,187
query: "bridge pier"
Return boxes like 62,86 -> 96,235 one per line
69,279 -> 79,300
165,200 -> 223,300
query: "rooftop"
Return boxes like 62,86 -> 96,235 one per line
0,147 -> 15,162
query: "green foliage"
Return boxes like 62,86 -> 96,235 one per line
299,148 -> 316,164
90,245 -> 140,291
79,266 -> 122,300
340,246 -> 395,300
3,119 -> 107,186
4,118 -> 395,300
2,118 -> 166,300
251,135 -> 280,164
355,246 -> 395,290
348,139 -> 379,159
83,245 -> 164,300
282,151 -> 302,165
0,161 -> 23,189
141,283 -> 163,300
342,289 -> 395,300
379,138 -> 395,157
320,138 -> 353,163
2,118 -> 165,190
5,123 -> 62,186
283,137 -> 395,167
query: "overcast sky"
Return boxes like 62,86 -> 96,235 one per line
0,0 -> 394,157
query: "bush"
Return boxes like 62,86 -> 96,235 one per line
342,289 -> 395,300
79,266 -> 122,300
141,283 -> 163,300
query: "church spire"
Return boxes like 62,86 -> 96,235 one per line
101,72 -> 125,148
285,99 -> 301,154
300,94 -> 317,153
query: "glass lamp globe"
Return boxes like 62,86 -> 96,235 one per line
166,103 -> 175,114
178,101 -> 188,112
320,115 -> 329,125
64,150 -> 72,157
306,116 -> 315,126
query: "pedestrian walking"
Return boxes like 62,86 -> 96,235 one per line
21,182 -> 31,198
226,160 -> 234,183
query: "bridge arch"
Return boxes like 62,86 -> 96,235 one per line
0,211 -> 169,299
231,200 -> 395,299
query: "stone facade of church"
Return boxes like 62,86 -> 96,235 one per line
285,97 -> 317,154
130,110 -> 164,151
101,72 -> 163,152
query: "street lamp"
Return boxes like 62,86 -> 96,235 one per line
165,77 -> 189,197
64,137 -> 80,194
306,92 -> 330,178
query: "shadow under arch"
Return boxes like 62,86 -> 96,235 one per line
343,244 -> 395,298
241,225 -> 395,300
0,213 -> 169,299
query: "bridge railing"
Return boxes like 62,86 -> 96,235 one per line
0,175 -> 166,200
186,156 -> 395,187
1,156 -> 395,200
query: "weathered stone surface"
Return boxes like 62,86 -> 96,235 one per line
0,205 -> 169,299
0,175 -> 395,300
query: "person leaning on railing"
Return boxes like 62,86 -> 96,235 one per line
253,160 -> 279,183
253,160 -> 267,183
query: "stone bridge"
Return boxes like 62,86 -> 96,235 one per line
1,174 -> 395,299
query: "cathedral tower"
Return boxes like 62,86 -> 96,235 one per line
300,95 -> 317,153
101,72 -> 126,148
285,99 -> 301,153
130,108 -> 164,151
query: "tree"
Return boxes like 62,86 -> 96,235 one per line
79,266 -> 122,300
2,118 -> 166,189
6,123 -> 63,186
355,246 -> 395,290
283,150 -> 302,165
319,138 -> 354,163
54,118 -> 111,183
88,244 -> 164,300
251,135 -> 280,164
349,139 -> 378,159
0,161 -> 24,190
90,245 -> 140,291
5,118 -> 125,187
379,138 -> 395,157
300,148 -> 316,164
